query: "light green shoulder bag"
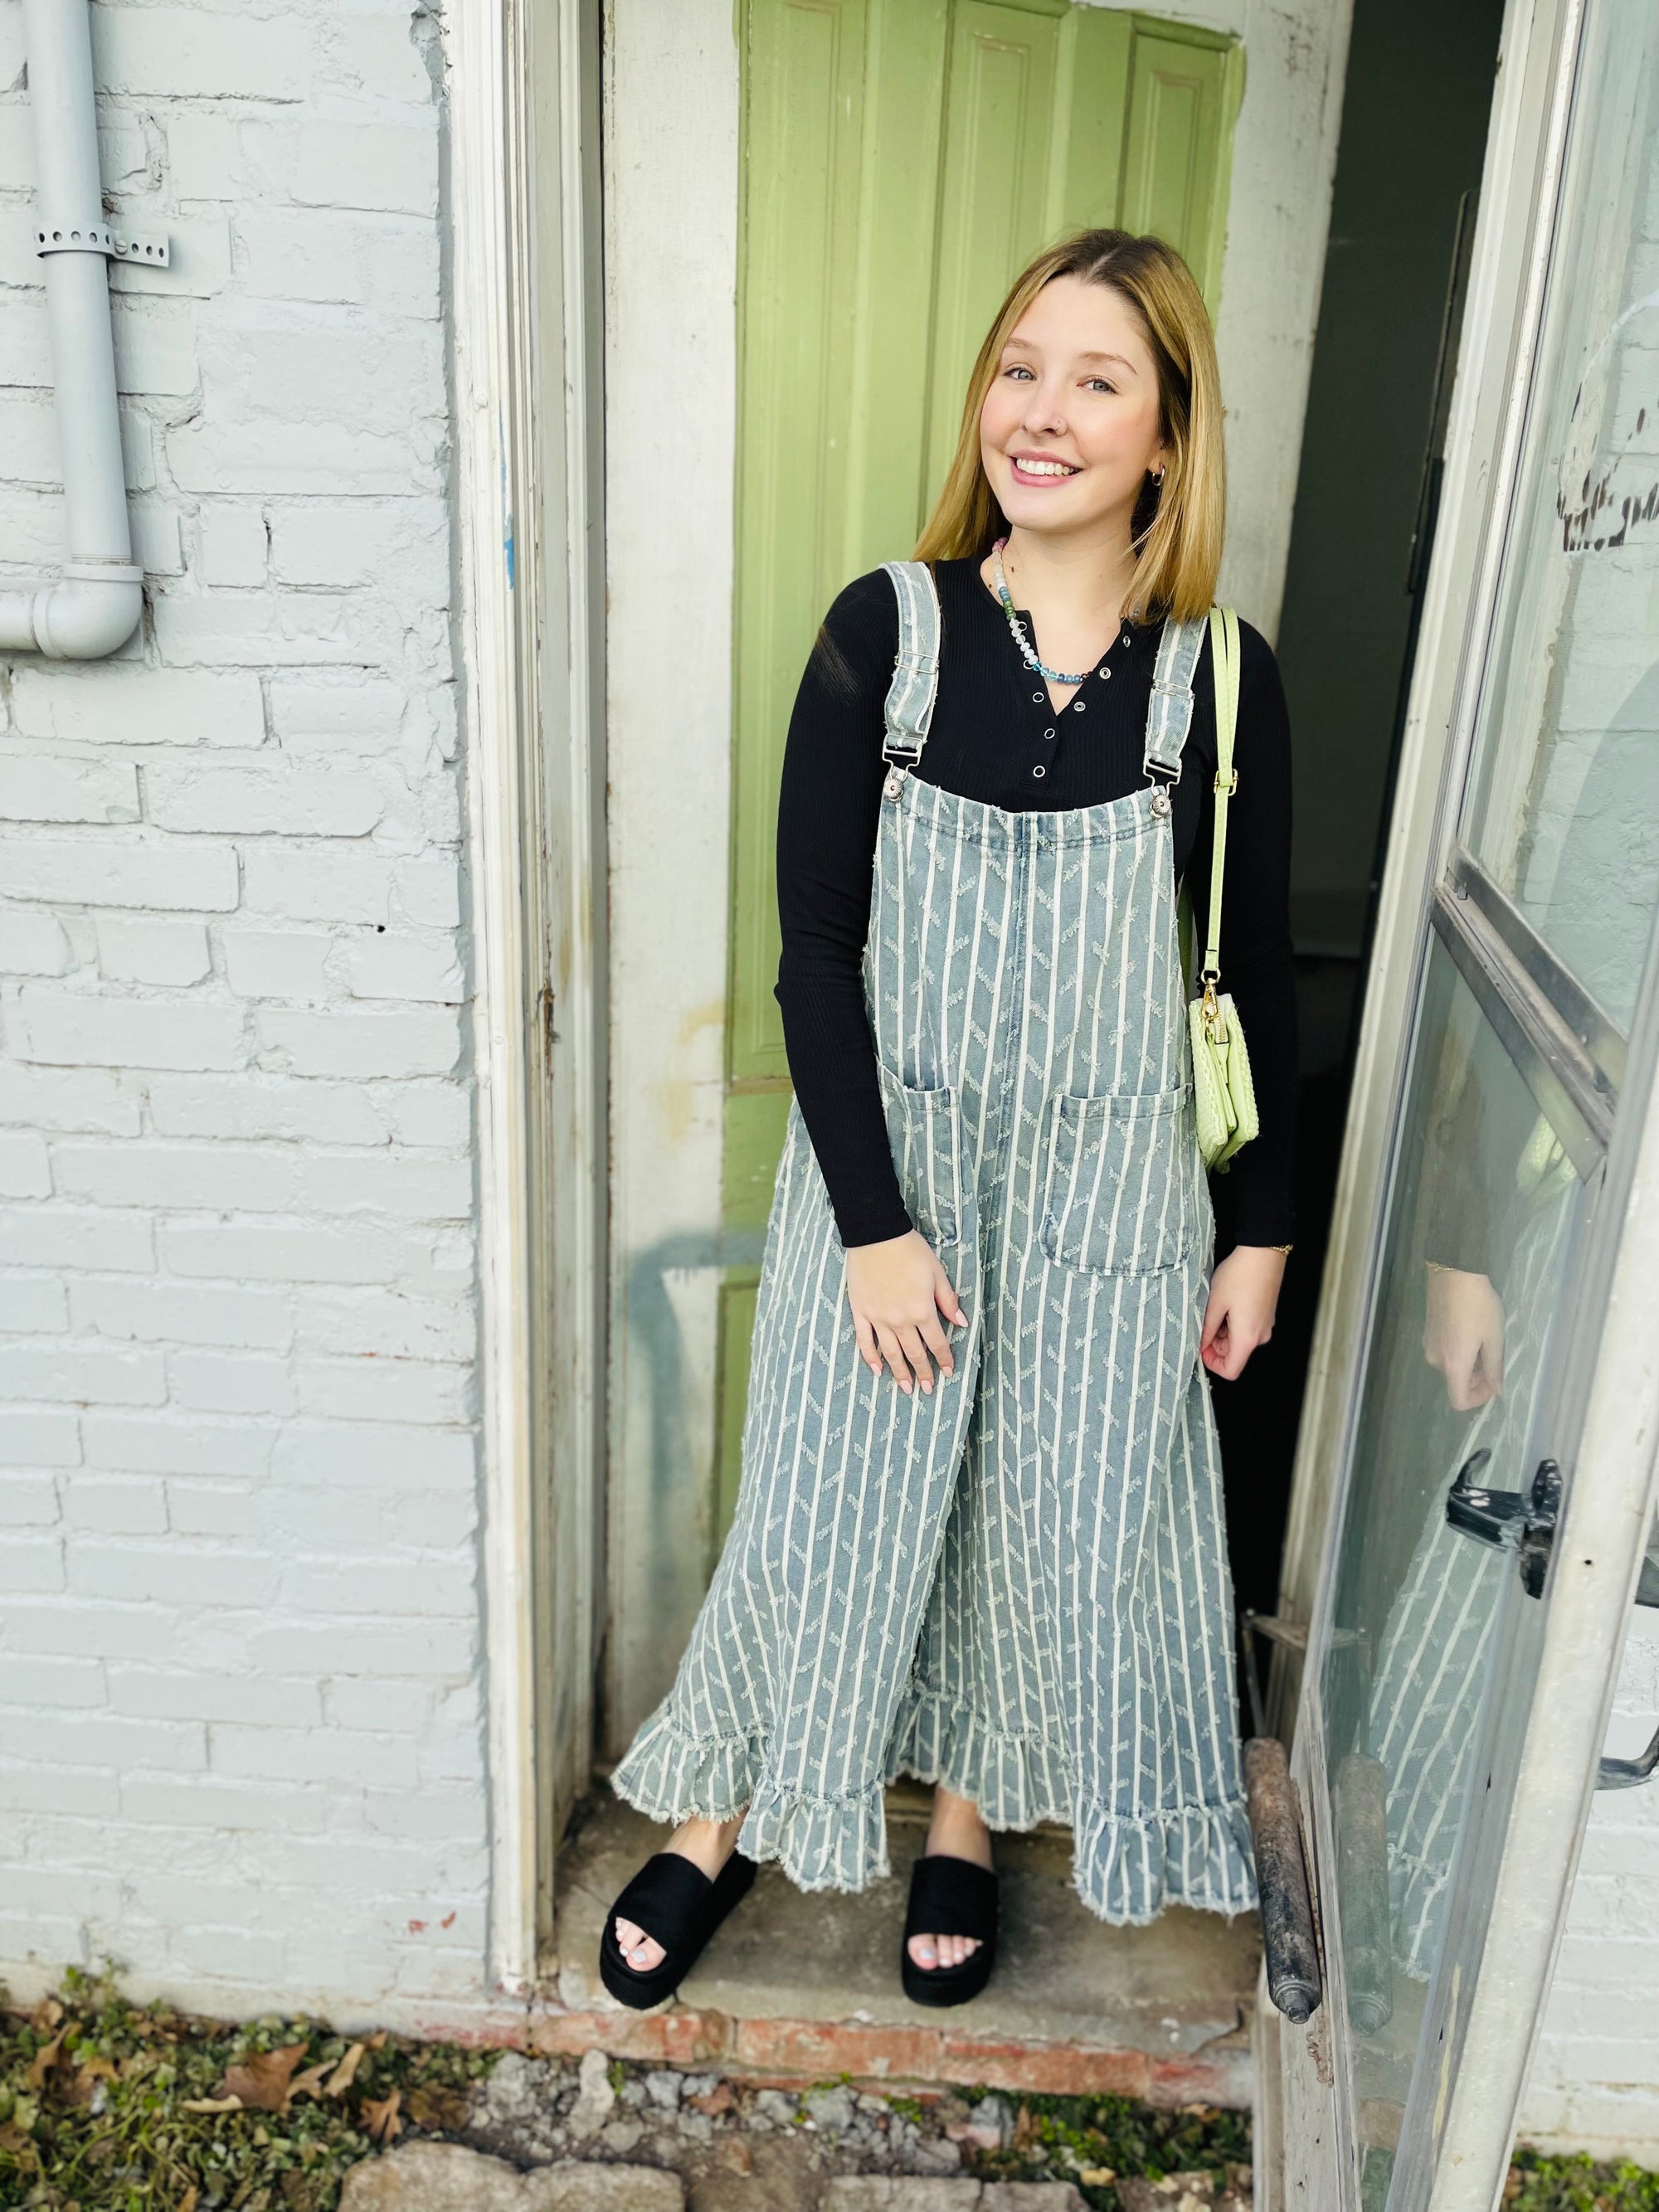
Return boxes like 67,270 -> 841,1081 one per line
1189,605 -> 1259,1171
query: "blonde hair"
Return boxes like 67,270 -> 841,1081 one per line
914,229 -> 1224,623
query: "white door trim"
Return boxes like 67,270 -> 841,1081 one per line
448,0 -> 607,1996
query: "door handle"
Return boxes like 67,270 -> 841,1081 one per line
1598,1724 -> 1659,1790
1444,1448 -> 1526,1545
1598,1534 -> 1659,1789
1443,1453 -> 1561,1597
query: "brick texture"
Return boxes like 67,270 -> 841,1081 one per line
0,0 -> 484,2024
1520,1612 -> 1659,2158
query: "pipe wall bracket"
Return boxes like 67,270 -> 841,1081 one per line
35,220 -> 170,265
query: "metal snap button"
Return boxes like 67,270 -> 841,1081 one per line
1150,785 -> 1170,817
1073,699 -> 1086,712
1032,692 -> 1044,702
1033,764 -> 1047,778
1099,666 -> 1112,681
1043,727 -> 1055,741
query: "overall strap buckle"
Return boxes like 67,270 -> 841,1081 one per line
880,562 -> 942,795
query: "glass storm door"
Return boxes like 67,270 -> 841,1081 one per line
1283,2 -> 1659,2204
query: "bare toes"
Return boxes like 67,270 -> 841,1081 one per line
909,1932 -> 981,1971
615,1916 -> 664,1971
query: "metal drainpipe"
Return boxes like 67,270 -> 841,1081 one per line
0,0 -> 148,659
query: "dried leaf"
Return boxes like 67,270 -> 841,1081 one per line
1080,2171 -> 1117,2187
322,2044 -> 365,2098
364,2031 -> 388,2050
362,2087 -> 402,2145
29,1996 -> 64,2035
26,2034 -> 64,2093
182,2096 -> 244,2115
688,2082 -> 733,2116
217,2044 -> 309,2116
61,2055 -> 119,2107
179,2189 -> 200,2212
404,2082 -> 469,2132
286,2063 -> 332,2104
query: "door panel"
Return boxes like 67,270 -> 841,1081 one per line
729,0 -> 872,1093
1282,2 -> 1659,2200
923,3 -> 1066,495
1121,31 -> 1238,304
1457,11 -> 1659,1039
715,0 -> 1243,1548
1316,939 -> 1586,2201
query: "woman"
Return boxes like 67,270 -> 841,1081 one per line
600,229 -> 1297,2010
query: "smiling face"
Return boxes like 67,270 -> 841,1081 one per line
979,273 -> 1169,547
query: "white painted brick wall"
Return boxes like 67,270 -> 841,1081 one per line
1521,1608 -> 1659,2159
0,0 -> 491,2024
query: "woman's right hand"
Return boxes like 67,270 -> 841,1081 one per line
1423,1264 -> 1505,1411
845,1230 -> 967,1395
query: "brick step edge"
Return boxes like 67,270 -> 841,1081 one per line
523,2005 -> 1253,2109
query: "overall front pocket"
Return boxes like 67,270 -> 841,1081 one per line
1039,1086 -> 1194,1276
876,1064 -> 964,1249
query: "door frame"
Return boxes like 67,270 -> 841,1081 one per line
1264,0 -> 1659,2193
450,0 -> 609,1993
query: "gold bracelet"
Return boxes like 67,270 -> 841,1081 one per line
1267,1242 -> 1292,1255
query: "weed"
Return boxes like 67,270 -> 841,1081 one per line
0,1966 -> 497,2212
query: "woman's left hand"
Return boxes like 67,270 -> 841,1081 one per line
1200,1246 -> 1287,1381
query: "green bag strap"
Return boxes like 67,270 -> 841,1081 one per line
1201,605 -> 1241,989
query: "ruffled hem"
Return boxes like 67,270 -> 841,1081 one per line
884,1685 -> 1073,1829
887,1685 -> 1258,1926
607,1704 -> 893,1894
609,1690 -> 1258,1923
607,1704 -> 765,1826
737,1772 -> 890,1894
1071,1796 -> 1258,1926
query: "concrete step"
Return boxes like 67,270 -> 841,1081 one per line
537,1794 -> 1258,2107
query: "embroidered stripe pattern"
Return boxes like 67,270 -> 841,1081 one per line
611,566 -> 1255,1924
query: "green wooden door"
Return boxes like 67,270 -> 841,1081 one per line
718,0 -> 1243,1540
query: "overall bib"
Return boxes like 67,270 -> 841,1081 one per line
612,563 -> 1256,1925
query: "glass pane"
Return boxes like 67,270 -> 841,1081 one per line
1317,941 -> 1585,2205
1462,2 -> 1659,1030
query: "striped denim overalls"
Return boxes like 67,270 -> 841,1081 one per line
612,563 -> 1256,1924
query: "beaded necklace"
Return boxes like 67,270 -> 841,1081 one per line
990,536 -> 1097,687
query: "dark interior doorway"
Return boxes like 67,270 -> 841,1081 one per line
1214,0 -> 1508,1675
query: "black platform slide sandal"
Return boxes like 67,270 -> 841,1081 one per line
899,1851 -> 999,2008
599,1848 -> 757,2010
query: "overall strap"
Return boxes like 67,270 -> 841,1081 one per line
880,561 -> 941,789
1202,605 -> 1242,984
1143,614 -> 1207,783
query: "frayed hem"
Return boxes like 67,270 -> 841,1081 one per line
608,1694 -> 1257,1922
607,1706 -> 765,1827
606,1703 -> 892,1896
1070,1795 -> 1258,1925
739,1773 -> 890,1894
886,1685 -> 1257,1926
884,1685 -> 1073,1829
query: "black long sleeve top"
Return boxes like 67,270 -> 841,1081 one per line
773,556 -> 1298,1251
